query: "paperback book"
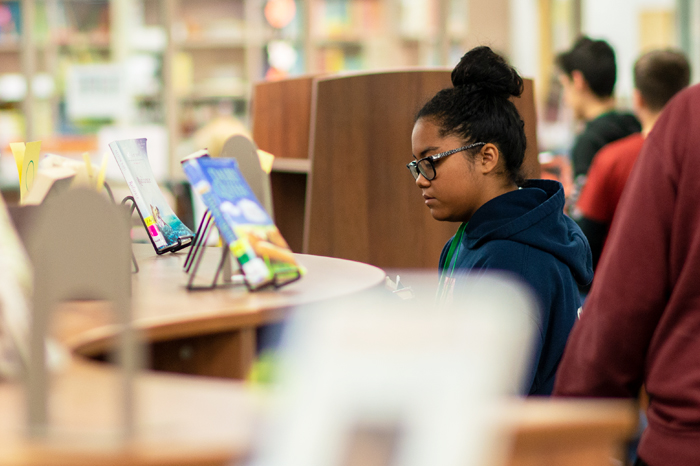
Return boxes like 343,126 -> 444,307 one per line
109,138 -> 193,253
182,153 -> 302,289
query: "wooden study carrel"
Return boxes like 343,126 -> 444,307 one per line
252,70 -> 540,269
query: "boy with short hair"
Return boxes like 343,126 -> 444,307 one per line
557,37 -> 641,190
574,49 -> 690,270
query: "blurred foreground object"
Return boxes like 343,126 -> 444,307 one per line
247,274 -> 538,466
0,192 -> 31,378
24,188 -> 139,439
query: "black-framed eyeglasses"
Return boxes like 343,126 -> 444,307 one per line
406,142 -> 486,181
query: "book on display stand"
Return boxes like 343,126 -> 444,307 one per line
109,138 -> 194,255
181,150 -> 302,291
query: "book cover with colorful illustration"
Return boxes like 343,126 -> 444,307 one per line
109,138 -> 193,252
182,154 -> 302,289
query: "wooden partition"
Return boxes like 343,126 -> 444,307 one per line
252,75 -> 316,253
252,71 -> 539,269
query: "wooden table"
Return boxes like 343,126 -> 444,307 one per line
0,245 -> 637,465
70,244 -> 387,379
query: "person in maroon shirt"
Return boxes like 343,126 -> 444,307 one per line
574,49 -> 690,271
554,82 -> 700,466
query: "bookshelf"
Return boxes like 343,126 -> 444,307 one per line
0,0 -> 514,181
162,0 -> 274,175
0,0 -> 162,158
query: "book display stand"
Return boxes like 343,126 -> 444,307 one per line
182,140 -> 303,292
182,210 -> 302,292
121,195 -> 191,257
182,211 -> 214,273
183,211 -> 236,291
110,138 -> 194,256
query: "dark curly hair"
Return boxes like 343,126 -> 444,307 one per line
416,46 -> 527,186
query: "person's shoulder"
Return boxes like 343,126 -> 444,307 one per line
467,239 -> 527,268
593,132 -> 644,165
476,240 -> 572,290
471,239 -> 564,277
652,84 -> 700,134
590,110 -> 640,129
597,109 -> 637,121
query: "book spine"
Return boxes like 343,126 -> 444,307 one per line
109,141 -> 168,250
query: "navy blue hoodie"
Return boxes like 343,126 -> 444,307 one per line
439,179 -> 593,395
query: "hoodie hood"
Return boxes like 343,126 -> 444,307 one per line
465,179 -> 593,286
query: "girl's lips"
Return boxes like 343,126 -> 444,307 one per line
423,195 -> 436,205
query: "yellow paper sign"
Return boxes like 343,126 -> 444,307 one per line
10,141 -> 41,202
21,142 -> 42,202
82,152 -> 94,179
9,142 -> 25,182
96,152 -> 109,192
256,149 -> 275,174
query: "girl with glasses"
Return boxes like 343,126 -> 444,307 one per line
411,46 -> 593,395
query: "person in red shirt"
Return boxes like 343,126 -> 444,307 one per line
574,49 -> 690,271
554,80 -> 700,466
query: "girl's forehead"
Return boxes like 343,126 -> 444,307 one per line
413,118 -> 441,136
412,119 -> 461,146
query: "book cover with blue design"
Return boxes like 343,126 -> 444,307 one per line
182,154 -> 301,289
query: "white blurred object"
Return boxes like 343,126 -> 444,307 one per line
247,275 -> 538,466
126,54 -> 161,96
32,74 -> 55,99
40,153 -> 97,172
0,74 -> 26,101
65,64 -> 129,120
130,26 -> 167,52
267,40 -> 298,72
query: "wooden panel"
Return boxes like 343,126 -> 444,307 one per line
516,79 -> 541,179
252,77 -> 316,252
270,171 -> 307,253
150,328 -> 255,379
251,75 -> 315,160
304,71 -> 539,268
506,398 -> 637,466
304,71 -> 451,267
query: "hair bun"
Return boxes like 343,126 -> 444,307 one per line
451,46 -> 523,98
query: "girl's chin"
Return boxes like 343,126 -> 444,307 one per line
429,209 -> 452,222
429,208 -> 467,223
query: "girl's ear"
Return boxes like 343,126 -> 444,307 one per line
478,143 -> 500,175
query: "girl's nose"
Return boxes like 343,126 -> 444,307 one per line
415,173 -> 430,188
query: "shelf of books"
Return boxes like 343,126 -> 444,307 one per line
0,0 -> 516,215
